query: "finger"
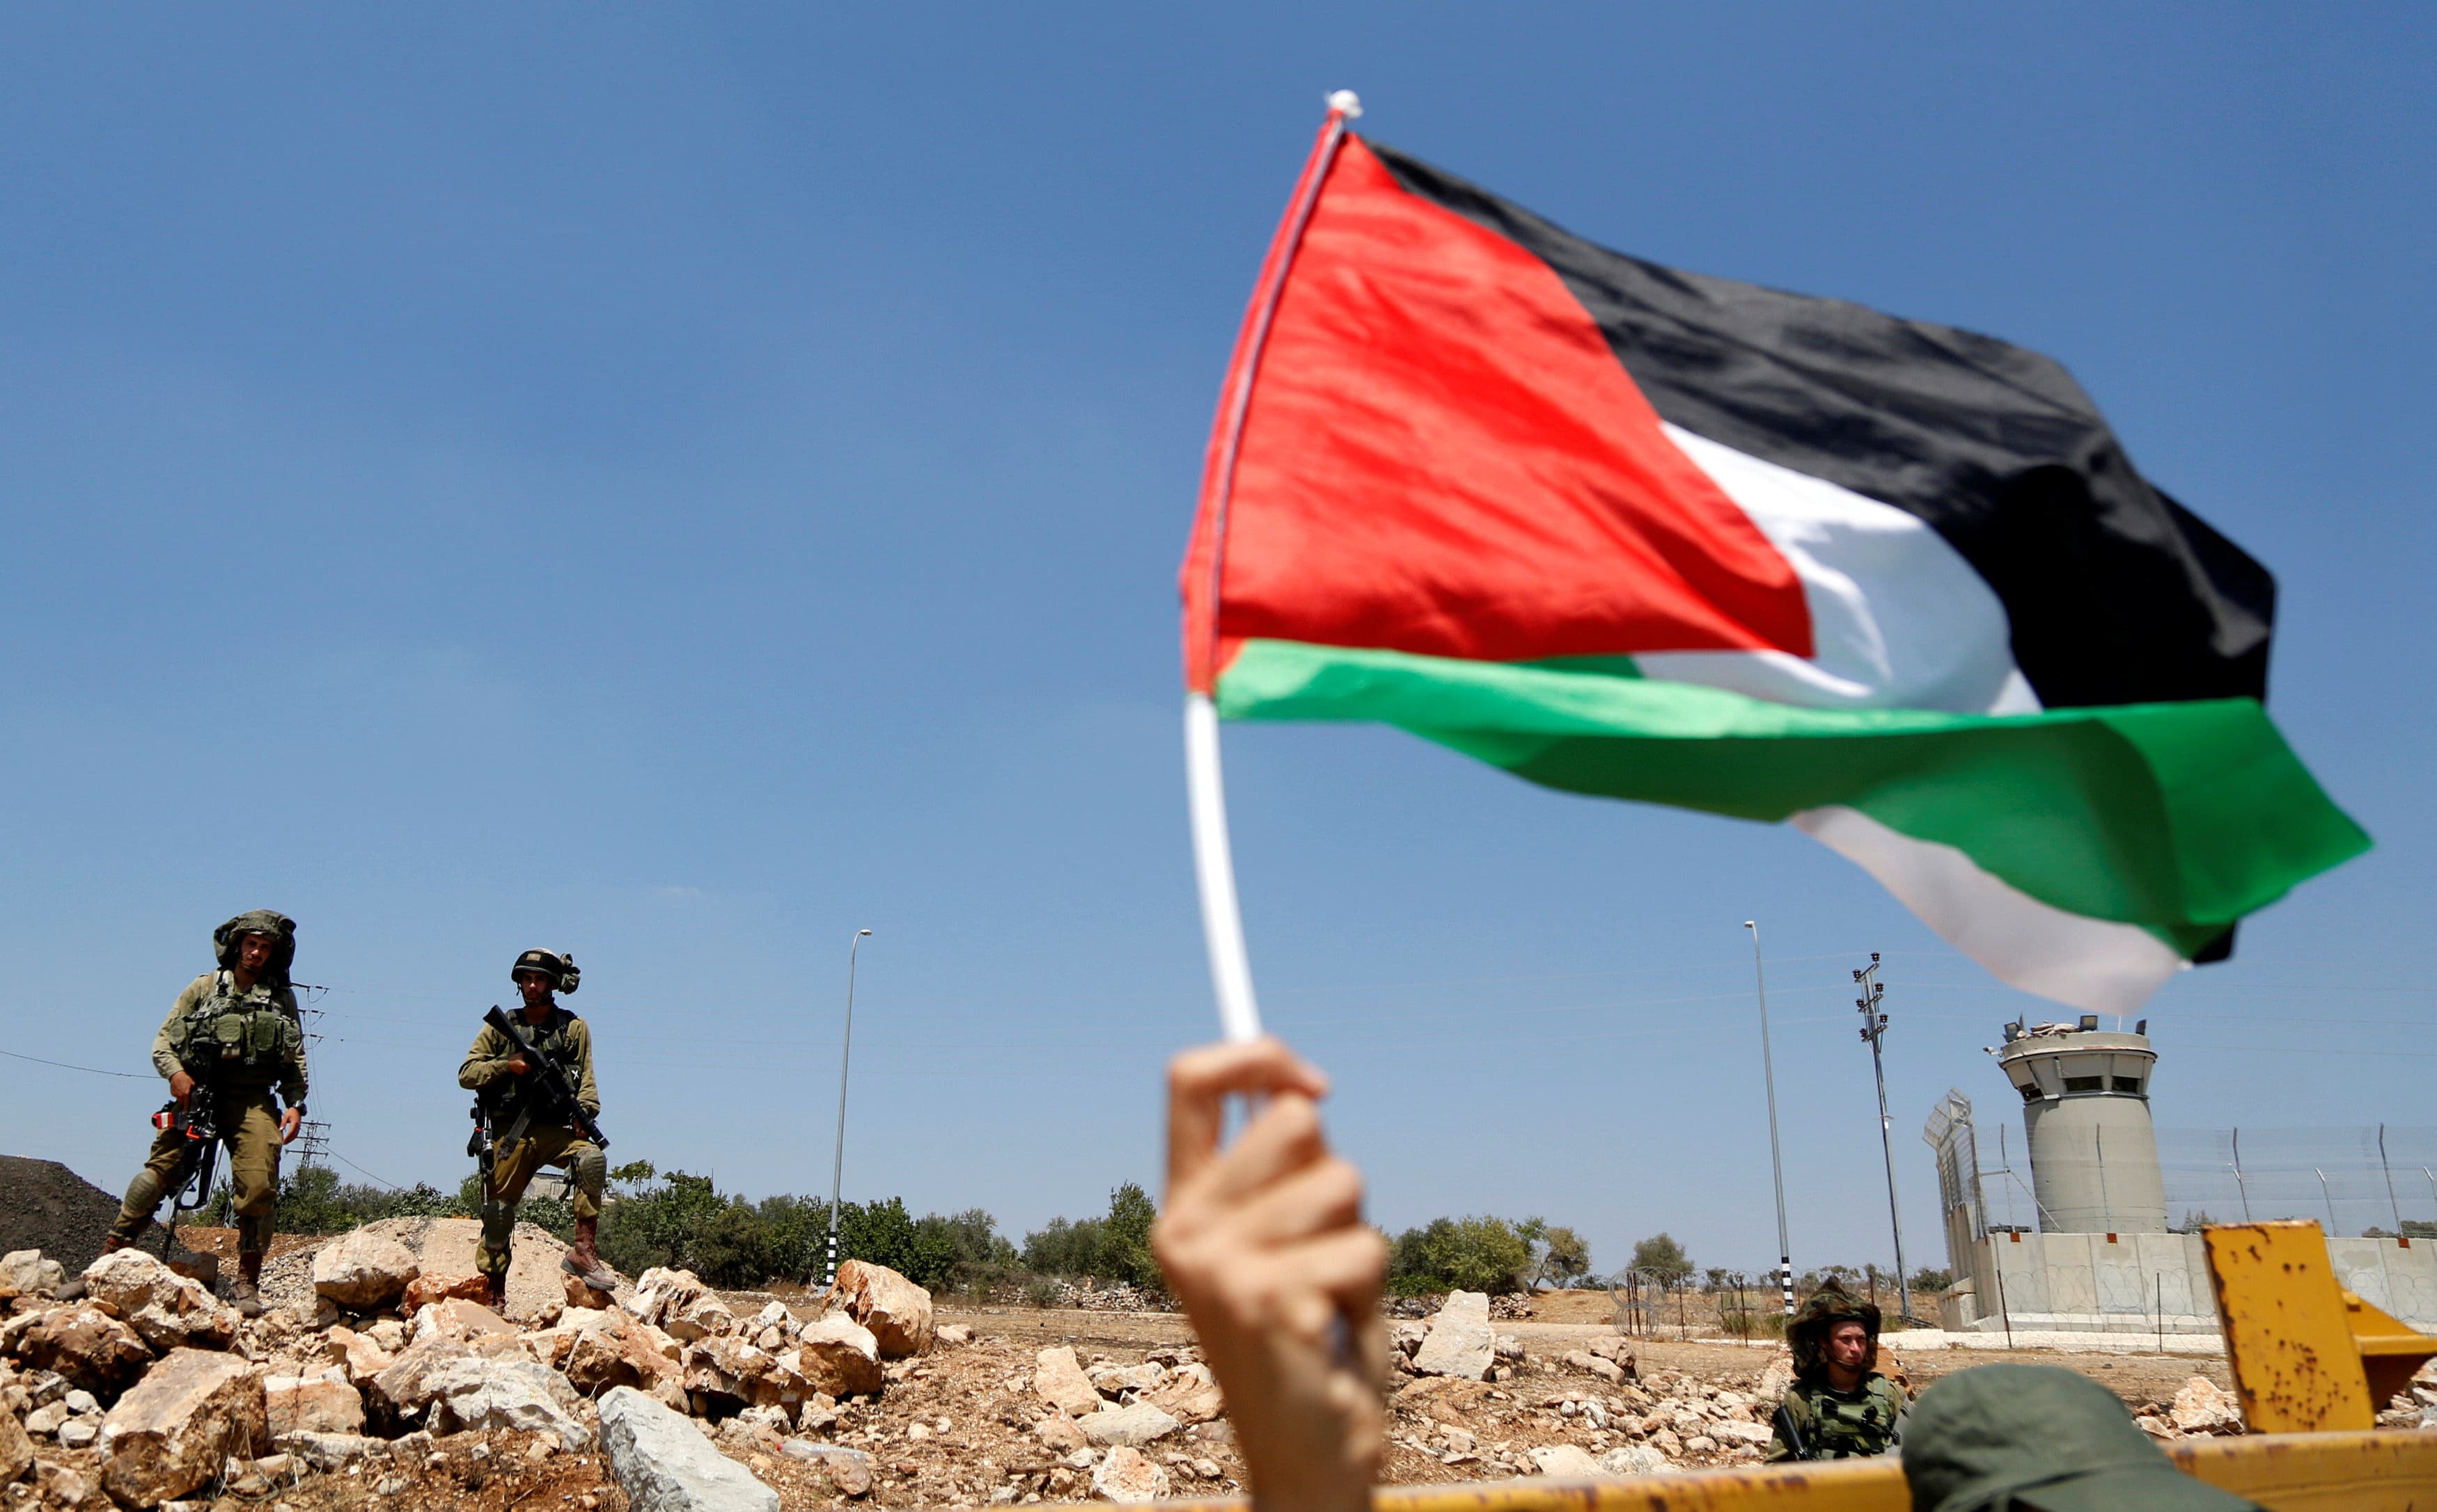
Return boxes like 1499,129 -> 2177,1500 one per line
1166,1038 -> 1329,1193
1218,1154 -> 1365,1248
1253,1227 -> 1389,1344
1187,1092 -> 1329,1211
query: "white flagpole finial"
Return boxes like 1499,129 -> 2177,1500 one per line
1326,89 -> 1363,119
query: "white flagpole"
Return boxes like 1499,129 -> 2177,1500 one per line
1184,90 -> 1361,1044
1186,693 -> 1262,1043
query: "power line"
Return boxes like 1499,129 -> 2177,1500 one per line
0,1048 -> 148,1078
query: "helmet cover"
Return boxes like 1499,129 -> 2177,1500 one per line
213,910 -> 297,986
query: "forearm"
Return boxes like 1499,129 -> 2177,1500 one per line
459,1056 -> 515,1089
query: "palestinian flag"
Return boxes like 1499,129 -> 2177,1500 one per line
1180,122 -> 2368,1014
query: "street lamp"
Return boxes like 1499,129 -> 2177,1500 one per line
1746,921 -> 1793,1315
822,929 -> 875,1291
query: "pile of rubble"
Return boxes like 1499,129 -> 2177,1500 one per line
0,1227 -> 982,1511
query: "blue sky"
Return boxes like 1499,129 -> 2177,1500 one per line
5,4 -> 2431,1284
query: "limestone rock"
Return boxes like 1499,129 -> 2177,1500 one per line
620,1268 -> 709,1330
599,1385 -> 779,1512
0,1403 -> 31,1486
400,1274 -> 489,1313
554,1314 -> 682,1396
1033,1415 -> 1088,1451
824,1260 -> 934,1358
276,1430 -> 384,1472
2170,1376 -> 2244,1435
430,1356 -> 590,1447
1709,1420 -> 1773,1447
666,1291 -> 735,1344
1599,1444 -> 1668,1476
1,1252 -> 65,1300
15,1305 -> 152,1397
793,1315 -> 883,1399
785,1441 -> 874,1497
409,1298 -> 516,1347
1090,1444 -> 1168,1502
311,1231 -> 419,1311
1757,1350 -> 1796,1399
1411,1291 -> 1495,1380
1034,1345 -> 1102,1418
1088,1362 -> 1166,1396
564,1273 -> 613,1309
1081,1403 -> 1181,1449
263,1370 -> 364,1437
1532,1444 -> 1603,1478
96,1348 -> 265,1509
681,1334 -> 776,1408
1147,1363 -> 1223,1424
1562,1350 -> 1625,1383
935,1323 -> 972,1346
322,1326 -> 395,1387
366,1338 -> 477,1423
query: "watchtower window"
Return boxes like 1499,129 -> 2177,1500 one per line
2062,1075 -> 2106,1094
2019,1081 -> 2043,1103
2111,1076 -> 2144,1096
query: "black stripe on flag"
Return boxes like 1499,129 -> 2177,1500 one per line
1370,141 -> 2274,713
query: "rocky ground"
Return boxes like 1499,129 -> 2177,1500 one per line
3,1227 -> 2432,1512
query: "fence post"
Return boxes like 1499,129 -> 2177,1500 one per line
2156,1270 -> 2164,1355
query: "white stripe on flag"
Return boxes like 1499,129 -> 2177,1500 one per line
1791,804 -> 2186,1014
1642,424 -> 2039,716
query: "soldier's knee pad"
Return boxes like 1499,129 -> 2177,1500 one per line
569,1147 -> 606,1194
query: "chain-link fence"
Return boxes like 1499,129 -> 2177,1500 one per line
1974,1122 -> 2437,1238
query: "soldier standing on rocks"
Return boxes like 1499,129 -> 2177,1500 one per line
1766,1282 -> 1909,1461
459,948 -> 616,1308
100,909 -> 309,1316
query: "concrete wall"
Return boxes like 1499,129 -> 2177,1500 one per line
1955,1231 -> 2437,1334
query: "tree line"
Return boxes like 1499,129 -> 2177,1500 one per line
217,1167 -> 1944,1304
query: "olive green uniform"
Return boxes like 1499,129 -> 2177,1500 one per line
109,971 -> 308,1257
1767,1372 -> 1908,1461
459,1008 -> 604,1281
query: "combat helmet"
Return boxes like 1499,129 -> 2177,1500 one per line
510,948 -> 580,995
1787,1280 -> 1881,1383
213,910 -> 297,986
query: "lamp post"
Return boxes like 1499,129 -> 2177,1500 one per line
822,929 -> 875,1291
1746,921 -> 1794,1315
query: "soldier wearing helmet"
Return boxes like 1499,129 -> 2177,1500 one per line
101,911 -> 310,1316
458,949 -> 613,1307
1766,1282 -> 1908,1461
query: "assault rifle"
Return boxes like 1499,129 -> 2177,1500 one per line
474,1004 -> 609,1152
150,1085 -> 222,1256
1772,1399 -> 1810,1461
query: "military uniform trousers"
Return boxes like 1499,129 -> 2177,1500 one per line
478,1124 -> 606,1279
109,1089 -> 284,1256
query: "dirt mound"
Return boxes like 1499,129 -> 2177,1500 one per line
0,1154 -> 212,1278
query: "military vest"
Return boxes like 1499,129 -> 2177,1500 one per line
166,972 -> 302,1088
1787,1374 -> 1904,1459
479,1009 -> 583,1127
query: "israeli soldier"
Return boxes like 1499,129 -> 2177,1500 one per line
101,911 -> 309,1316
459,949 -> 615,1307
1766,1282 -> 1908,1461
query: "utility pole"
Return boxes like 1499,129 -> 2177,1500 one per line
822,929 -> 875,1291
1745,922 -> 1794,1316
1854,954 -> 1912,1322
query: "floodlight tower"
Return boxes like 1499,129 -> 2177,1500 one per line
1854,954 -> 1912,1321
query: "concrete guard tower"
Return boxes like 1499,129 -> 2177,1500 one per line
1995,1016 -> 2168,1234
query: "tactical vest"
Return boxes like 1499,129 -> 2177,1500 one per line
166,971 -> 302,1088
1788,1375 -> 1903,1459
478,1009 -> 582,1128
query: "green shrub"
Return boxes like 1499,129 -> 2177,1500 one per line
1389,1216 -> 1533,1294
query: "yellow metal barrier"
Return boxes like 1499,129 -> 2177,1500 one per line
1124,1433 -> 2436,1512
2204,1220 -> 2437,1433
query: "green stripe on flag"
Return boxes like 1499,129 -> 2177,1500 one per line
1215,638 -> 2369,956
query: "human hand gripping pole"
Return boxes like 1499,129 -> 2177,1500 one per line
1153,1039 -> 1386,1512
